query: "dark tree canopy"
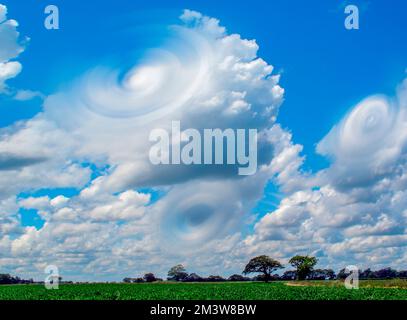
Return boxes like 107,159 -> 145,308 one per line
228,274 -> 250,282
184,273 -> 203,282
243,255 -> 284,282
289,255 -> 318,280
281,270 -> 297,280
206,275 -> 225,282
0,274 -> 33,285
310,269 -> 336,280
143,273 -> 157,282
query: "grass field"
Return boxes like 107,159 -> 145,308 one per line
0,280 -> 407,300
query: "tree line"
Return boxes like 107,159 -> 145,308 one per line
0,274 -> 34,285
122,255 -> 407,283
1,254 -> 406,285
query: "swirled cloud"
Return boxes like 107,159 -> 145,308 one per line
63,29 -> 212,122
41,9 -> 283,192
317,80 -> 407,189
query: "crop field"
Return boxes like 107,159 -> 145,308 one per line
0,281 -> 407,300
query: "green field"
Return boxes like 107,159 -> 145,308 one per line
0,281 -> 407,300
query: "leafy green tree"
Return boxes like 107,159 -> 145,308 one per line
243,255 -> 284,282
167,264 -> 188,281
289,255 -> 318,280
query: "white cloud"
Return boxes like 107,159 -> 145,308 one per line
0,117 -> 92,200
19,196 -> 51,211
0,61 -> 21,91
14,89 -> 45,101
0,4 -> 26,93
244,78 -> 407,271
316,88 -> 407,190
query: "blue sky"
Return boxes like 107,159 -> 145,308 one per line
1,0 -> 407,279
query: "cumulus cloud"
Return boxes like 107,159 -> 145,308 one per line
0,117 -> 92,200
0,4 -> 26,93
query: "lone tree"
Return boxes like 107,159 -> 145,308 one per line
167,264 -> 188,281
289,255 -> 318,280
243,255 -> 284,282
143,273 -> 157,282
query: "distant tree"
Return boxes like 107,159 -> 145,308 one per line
398,270 -> 407,278
272,274 -> 281,280
289,255 -> 318,280
281,270 -> 297,280
252,274 -> 266,282
0,274 -> 18,285
310,269 -> 336,280
205,275 -> 225,282
360,268 -> 375,279
184,273 -> 203,282
325,269 -> 336,280
0,274 -> 32,285
167,264 -> 188,281
134,277 -> 144,283
143,273 -> 157,282
374,268 -> 398,279
336,268 -> 350,280
123,277 -> 132,283
228,274 -> 250,282
243,255 -> 284,282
